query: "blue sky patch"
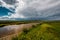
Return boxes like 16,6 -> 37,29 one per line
0,6 -> 13,16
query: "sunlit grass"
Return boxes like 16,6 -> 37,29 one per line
12,22 -> 60,40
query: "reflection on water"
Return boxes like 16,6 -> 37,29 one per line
0,23 -> 38,38
0,25 -> 22,37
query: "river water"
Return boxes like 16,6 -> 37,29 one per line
0,23 -> 38,38
0,25 -> 24,37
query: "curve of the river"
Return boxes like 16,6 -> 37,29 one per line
0,23 -> 38,38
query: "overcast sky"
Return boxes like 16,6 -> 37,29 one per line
0,0 -> 60,20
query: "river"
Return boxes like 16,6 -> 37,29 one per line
0,23 -> 38,38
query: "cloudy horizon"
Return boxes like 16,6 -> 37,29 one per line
0,0 -> 60,20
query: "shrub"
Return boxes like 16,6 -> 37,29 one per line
32,25 -> 36,28
23,29 -> 29,34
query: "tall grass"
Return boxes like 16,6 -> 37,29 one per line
12,21 -> 60,40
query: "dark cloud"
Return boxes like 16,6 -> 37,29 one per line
0,0 -> 60,20
0,1 -> 2,5
20,4 -> 60,18
2,0 -> 18,5
21,7 -> 39,17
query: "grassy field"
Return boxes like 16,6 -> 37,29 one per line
12,21 -> 60,40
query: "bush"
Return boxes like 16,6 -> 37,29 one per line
12,37 -> 18,40
0,24 -> 6,27
32,25 -> 36,28
23,29 -> 29,34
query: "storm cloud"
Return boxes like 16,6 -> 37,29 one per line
2,0 -> 18,5
0,0 -> 60,20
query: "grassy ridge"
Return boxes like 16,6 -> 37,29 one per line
12,21 -> 60,40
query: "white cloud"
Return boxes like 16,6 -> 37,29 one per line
22,0 -> 60,10
15,0 -> 60,18
0,16 -> 15,20
0,0 -> 17,12
0,0 -> 26,18
9,0 -> 26,18
0,0 -> 60,20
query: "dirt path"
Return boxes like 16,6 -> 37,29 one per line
0,23 -> 39,38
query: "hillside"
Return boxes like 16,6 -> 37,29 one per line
12,21 -> 60,40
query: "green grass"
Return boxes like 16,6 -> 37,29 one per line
12,21 -> 60,40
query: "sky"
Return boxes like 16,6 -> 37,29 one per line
0,0 -> 60,20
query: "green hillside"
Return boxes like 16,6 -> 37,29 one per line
12,21 -> 60,40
